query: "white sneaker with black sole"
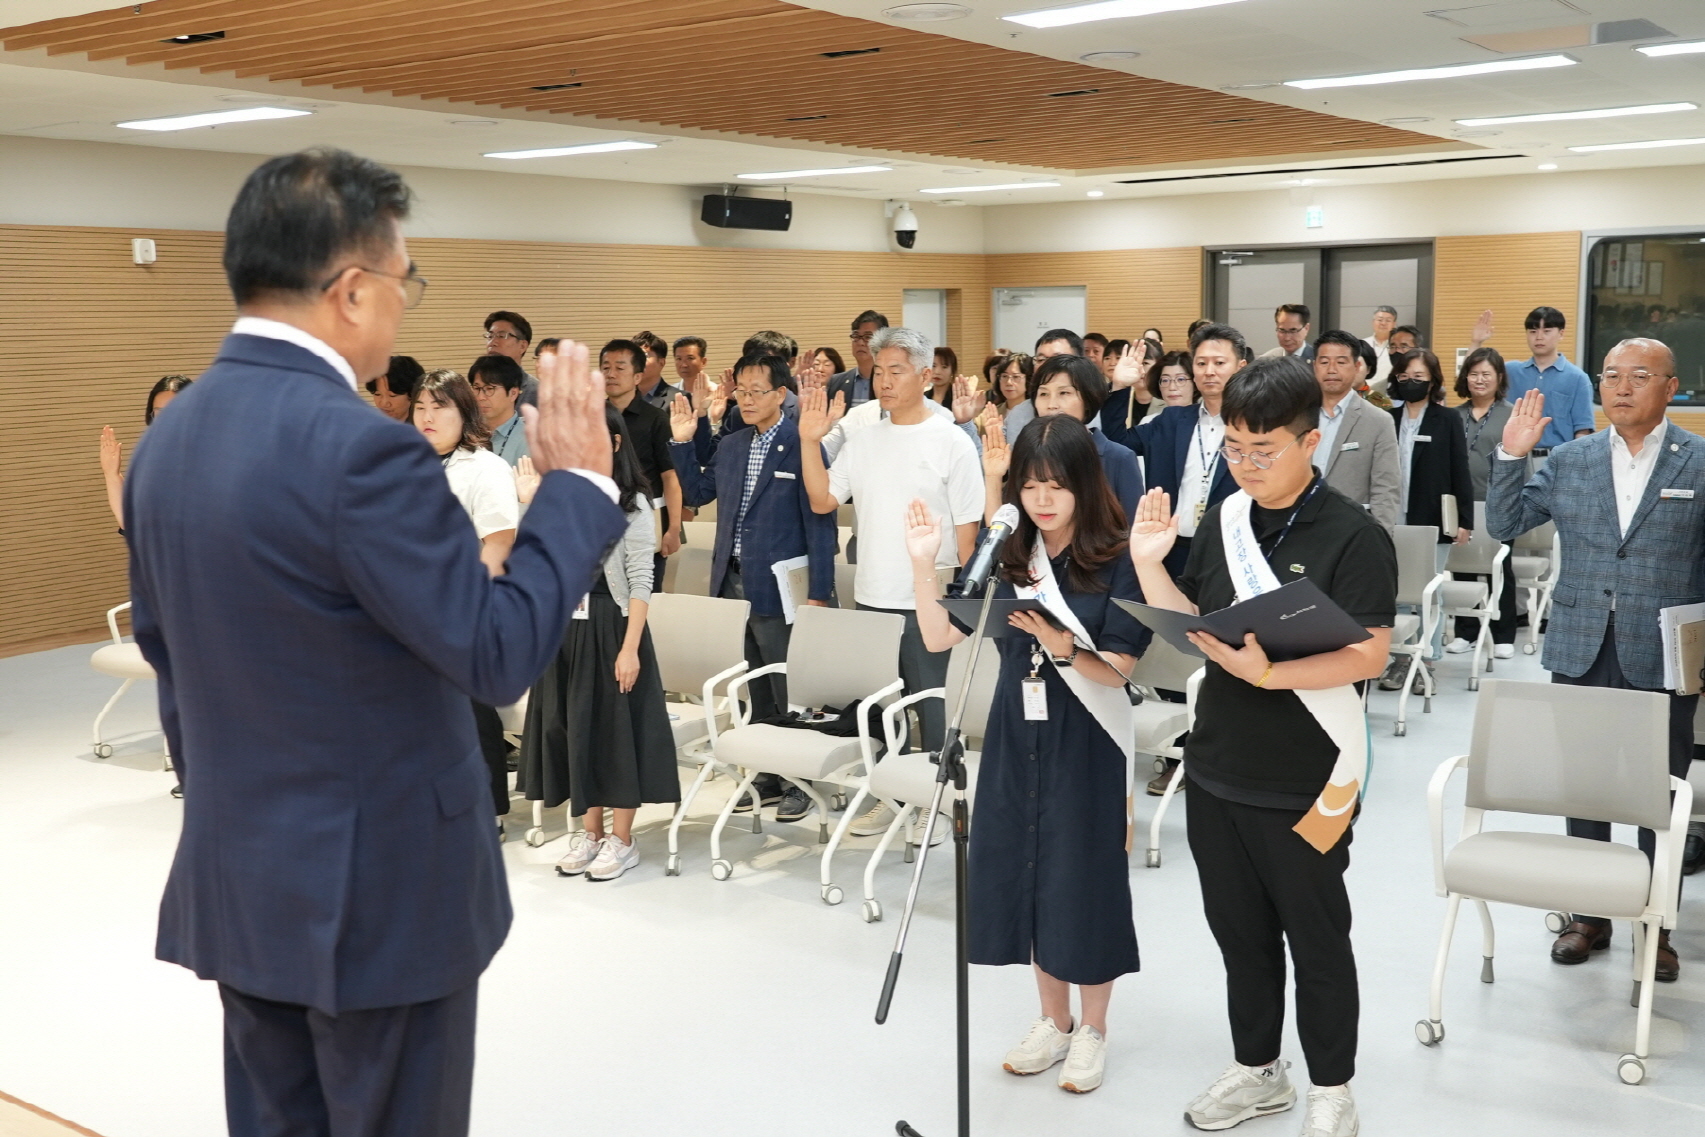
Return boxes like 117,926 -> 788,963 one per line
1299,1086 -> 1358,1136
1058,1024 -> 1105,1093
1185,1060 -> 1296,1130
1444,637 -> 1474,654
1003,1016 -> 1073,1075
586,834 -> 639,881
850,800 -> 898,837
553,831 -> 603,877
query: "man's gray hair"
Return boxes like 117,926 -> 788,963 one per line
870,325 -> 934,371
1374,305 -> 1399,318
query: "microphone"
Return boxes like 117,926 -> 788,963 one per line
950,503 -> 1020,598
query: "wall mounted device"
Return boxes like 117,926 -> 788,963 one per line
701,194 -> 792,231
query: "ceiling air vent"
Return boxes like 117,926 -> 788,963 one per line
162,31 -> 224,44
821,47 -> 882,58
531,83 -> 582,91
1048,88 -> 1101,98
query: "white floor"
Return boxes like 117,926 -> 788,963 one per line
2,638 -> 1702,1137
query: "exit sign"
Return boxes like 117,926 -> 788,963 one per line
1305,206 -> 1325,229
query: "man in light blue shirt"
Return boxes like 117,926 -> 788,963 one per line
1499,306 -> 1595,451
469,354 -> 529,466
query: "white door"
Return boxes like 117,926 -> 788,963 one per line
1338,258 -> 1418,338
902,289 -> 947,351
992,286 -> 1087,354
1227,262 -> 1305,355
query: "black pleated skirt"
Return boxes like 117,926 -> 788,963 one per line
518,586 -> 679,815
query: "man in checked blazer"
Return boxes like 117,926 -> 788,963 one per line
1312,330 -> 1401,532
1488,336 -> 1704,983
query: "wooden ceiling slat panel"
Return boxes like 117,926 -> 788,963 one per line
2,0 -> 1441,170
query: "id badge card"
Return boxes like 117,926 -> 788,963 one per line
571,593 -> 590,621
1194,501 -> 1207,526
1022,678 -> 1048,720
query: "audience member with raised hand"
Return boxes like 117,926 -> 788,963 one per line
1488,339 -> 1705,982
1444,347 -> 1517,657
1387,348 -> 1473,545
1024,354 -> 1143,519
983,353 -> 1034,431
99,373 -> 192,529
522,405 -> 677,884
1128,357 -> 1395,1137
909,414 -> 1148,1096
1002,327 -> 1083,440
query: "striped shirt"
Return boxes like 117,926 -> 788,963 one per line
734,419 -> 784,558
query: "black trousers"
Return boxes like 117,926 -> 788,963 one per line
220,981 -> 478,1137
1187,783 -> 1358,1087
719,560 -> 793,722
1550,616 -> 1696,928
470,700 -> 510,816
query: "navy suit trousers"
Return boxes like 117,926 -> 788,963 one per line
220,981 -> 478,1137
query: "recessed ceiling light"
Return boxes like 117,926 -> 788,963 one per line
1004,0 -> 1248,30
1568,136 -> 1705,153
1285,53 -> 1575,90
1086,190 -> 1106,197
920,181 -> 1062,193
1081,51 -> 1141,62
1456,101 -> 1696,127
737,165 -> 892,179
485,140 -> 657,159
1538,162 -> 1558,170
1220,80 -> 1277,90
1380,116 -> 1434,124
883,3 -> 973,19
161,31 -> 224,45
116,106 -> 311,132
1636,40 -> 1705,57
1451,129 -> 1502,138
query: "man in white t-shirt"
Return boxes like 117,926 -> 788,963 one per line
800,326 -> 982,800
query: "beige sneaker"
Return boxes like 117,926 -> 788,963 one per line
1058,1024 -> 1105,1093
553,831 -> 603,877
1003,1016 -> 1073,1075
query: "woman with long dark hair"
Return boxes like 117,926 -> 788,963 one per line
518,405 -> 677,882
908,415 -> 1149,1096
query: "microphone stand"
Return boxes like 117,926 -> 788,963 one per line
876,577 -> 997,1137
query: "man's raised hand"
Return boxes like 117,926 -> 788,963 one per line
1129,487 -> 1179,568
1501,389 -> 1550,458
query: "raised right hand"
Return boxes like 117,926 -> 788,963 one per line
708,367 -> 732,425
669,392 -> 697,443
1471,308 -> 1495,347
99,426 -> 121,478
1501,389 -> 1550,458
522,340 -> 613,477
1129,487 -> 1179,568
1111,342 -> 1145,390
982,414 -> 1010,480
904,498 -> 942,567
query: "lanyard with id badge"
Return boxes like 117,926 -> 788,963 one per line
1022,643 -> 1049,720
1193,418 -> 1222,527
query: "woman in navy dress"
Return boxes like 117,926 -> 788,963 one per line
909,414 -> 1150,1095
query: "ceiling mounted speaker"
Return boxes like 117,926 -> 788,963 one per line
700,194 -> 792,231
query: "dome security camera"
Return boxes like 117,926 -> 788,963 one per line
890,202 -> 919,249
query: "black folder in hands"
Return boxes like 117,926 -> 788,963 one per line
1113,579 -> 1370,662
939,599 -> 1064,639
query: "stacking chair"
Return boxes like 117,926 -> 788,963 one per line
852,640 -> 997,922
1437,503 -> 1509,691
705,605 -> 905,902
660,542 -> 714,595
1421,680 -> 1693,1085
1388,525 -> 1447,736
1510,522 -> 1558,656
1141,666 -> 1207,868
88,602 -> 168,770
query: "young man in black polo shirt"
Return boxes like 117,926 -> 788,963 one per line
602,339 -> 684,586
1129,355 -> 1396,1137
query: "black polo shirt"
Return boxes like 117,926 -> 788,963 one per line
619,397 -> 674,502
1177,478 -> 1397,810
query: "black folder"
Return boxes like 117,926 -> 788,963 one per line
1113,578 -> 1370,662
938,599 -> 1065,639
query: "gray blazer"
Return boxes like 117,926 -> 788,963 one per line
601,499 -> 658,615
1487,423 -> 1705,688
1321,393 -> 1402,532
1455,400 -> 1512,501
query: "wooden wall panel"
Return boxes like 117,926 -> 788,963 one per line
1433,232 -> 1582,365
0,223 -> 989,657
986,247 -> 1204,348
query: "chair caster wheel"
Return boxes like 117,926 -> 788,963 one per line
710,859 -> 732,881
1544,911 -> 1569,934
862,899 -> 882,923
1617,1055 -> 1646,1085
1468,678 -> 1480,691
1144,849 -> 1161,868
1415,1019 -> 1444,1046
822,885 -> 843,906
1394,723 -> 1407,737
1152,757 -> 1167,775
524,827 -> 546,847
832,792 -> 848,812
665,854 -> 681,876
94,742 -> 114,759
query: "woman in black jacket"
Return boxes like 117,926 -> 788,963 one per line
1388,348 -> 1473,545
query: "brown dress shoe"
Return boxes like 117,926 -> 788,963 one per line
1551,920 -> 1611,964
1146,760 -> 1183,797
1655,931 -> 1680,983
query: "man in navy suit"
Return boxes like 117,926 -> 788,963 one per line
1104,322 -> 1247,576
124,148 -> 626,1136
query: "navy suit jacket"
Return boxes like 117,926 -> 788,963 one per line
125,333 -> 625,1014
1093,429 -> 1145,521
671,416 -> 837,616
1110,403 -> 1237,513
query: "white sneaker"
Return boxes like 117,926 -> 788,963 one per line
1299,1086 -> 1358,1136
1185,1060 -> 1296,1131
850,800 -> 898,837
553,831 -> 603,877
1493,643 -> 1515,659
586,834 -> 639,881
1002,1016 -> 1073,1075
909,806 -> 947,847
1444,638 -> 1474,654
1058,1024 -> 1105,1093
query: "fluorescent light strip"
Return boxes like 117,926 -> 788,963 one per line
1456,101 -> 1696,127
1003,0 -> 1246,29
117,106 -> 310,131
485,140 -> 656,159
919,181 -> 1061,193
736,165 -> 891,180
1286,53 -> 1574,91
1568,136 -> 1705,153
1637,41 -> 1705,58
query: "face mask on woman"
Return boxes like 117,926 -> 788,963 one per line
1393,378 -> 1431,404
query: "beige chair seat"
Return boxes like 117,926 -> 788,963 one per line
716,723 -> 870,782
496,693 -> 528,735
1436,580 -> 1489,610
91,642 -> 155,680
1392,612 -> 1421,642
1511,555 -> 1549,584
1445,831 -> 1652,920
667,699 -> 729,749
1131,701 -> 1190,753
869,748 -> 981,807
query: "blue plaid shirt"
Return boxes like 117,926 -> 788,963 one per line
734,420 -> 784,558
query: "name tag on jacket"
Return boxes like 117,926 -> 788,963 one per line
1414,435 -> 1432,442
1340,441 -> 1359,452
774,470 -> 797,480
1661,488 -> 1695,500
